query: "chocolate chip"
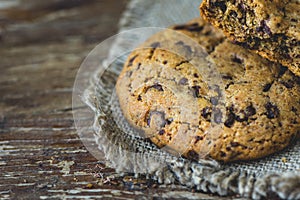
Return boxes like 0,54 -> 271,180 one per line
149,83 -> 164,91
175,41 -> 192,54
193,73 -> 199,78
175,41 -> 184,45
257,20 -> 271,35
173,25 -> 186,30
215,1 -> 227,13
126,70 -> 133,77
204,30 -> 212,36
244,36 -> 260,49
162,60 -> 168,65
225,111 -> 235,128
187,25 -> 203,32
137,95 -> 142,101
229,10 -> 237,18
127,55 -> 138,67
210,96 -> 219,105
230,142 -> 239,147
173,23 -> 203,32
291,106 -> 297,114
238,2 -> 246,11
263,83 -> 273,92
194,136 -> 204,144
281,80 -> 294,88
191,86 -> 201,98
220,151 -> 227,157
278,66 -> 287,78
234,105 -> 255,122
201,107 -> 212,120
226,147 -> 231,151
179,78 -> 188,85
146,114 -> 151,126
146,116 -> 151,126
263,22 -> 271,36
158,129 -> 165,135
222,75 -> 233,80
231,54 -> 244,64
291,18 -> 297,22
257,140 -> 264,144
213,108 -> 223,124
166,118 -> 173,125
245,104 -> 256,117
292,119 -> 298,124
184,45 -> 192,54
186,150 -> 199,161
225,82 -> 234,89
175,60 -> 189,67
294,76 -> 300,86
256,26 -> 261,32
265,102 -> 280,119
150,42 -> 160,48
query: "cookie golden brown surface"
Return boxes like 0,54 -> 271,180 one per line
116,17 -> 300,162
200,0 -> 300,77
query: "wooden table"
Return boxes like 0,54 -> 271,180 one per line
0,1 -> 238,199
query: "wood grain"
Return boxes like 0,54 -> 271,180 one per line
0,1 -> 242,199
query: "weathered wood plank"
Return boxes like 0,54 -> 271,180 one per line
0,1 -> 243,199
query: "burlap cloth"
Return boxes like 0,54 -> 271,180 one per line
83,0 -> 300,199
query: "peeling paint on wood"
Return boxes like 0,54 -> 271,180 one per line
0,0 -> 241,199
57,161 -> 75,175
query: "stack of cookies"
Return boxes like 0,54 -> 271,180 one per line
116,0 -> 300,163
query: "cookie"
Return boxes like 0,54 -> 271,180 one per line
116,18 -> 300,162
200,0 -> 300,77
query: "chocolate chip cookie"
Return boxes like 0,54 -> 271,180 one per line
116,17 -> 300,162
200,0 -> 300,77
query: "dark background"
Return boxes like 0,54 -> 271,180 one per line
0,1 -> 234,199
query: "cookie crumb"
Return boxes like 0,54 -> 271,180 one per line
85,183 -> 93,189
